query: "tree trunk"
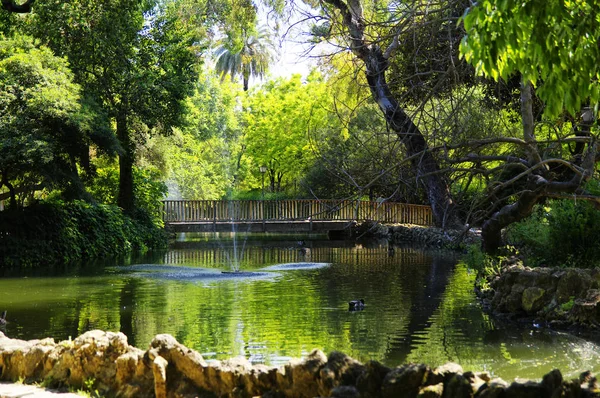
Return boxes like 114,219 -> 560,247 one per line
481,81 -> 543,252
481,189 -> 543,253
116,110 -> 135,213
364,54 -> 457,227
480,81 -> 599,252
0,171 -> 17,209
323,0 -> 458,228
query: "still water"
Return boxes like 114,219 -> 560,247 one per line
1,234 -> 599,380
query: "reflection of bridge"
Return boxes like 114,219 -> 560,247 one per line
162,200 -> 433,233
163,242 -> 431,268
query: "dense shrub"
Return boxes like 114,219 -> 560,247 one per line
86,164 -> 167,225
0,200 -> 167,268
506,199 -> 600,267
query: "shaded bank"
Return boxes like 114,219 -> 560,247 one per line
0,200 -> 167,268
1,330 -> 598,398
353,221 -> 480,249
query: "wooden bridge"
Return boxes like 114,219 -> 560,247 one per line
162,200 -> 433,233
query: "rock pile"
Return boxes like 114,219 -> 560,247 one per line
1,330 -> 599,397
480,262 -> 600,327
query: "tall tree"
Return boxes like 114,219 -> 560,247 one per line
215,25 -> 276,91
22,0 -> 204,212
244,73 -> 332,193
316,0 -> 459,228
0,37 -> 100,207
461,0 -> 600,251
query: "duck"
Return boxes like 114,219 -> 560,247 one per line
348,299 -> 365,311
298,240 -> 307,255
0,310 -> 6,325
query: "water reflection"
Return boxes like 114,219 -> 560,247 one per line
0,234 -> 599,380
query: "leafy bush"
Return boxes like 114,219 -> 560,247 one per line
228,190 -> 293,200
507,199 -> 600,267
86,162 -> 167,224
0,200 -> 167,268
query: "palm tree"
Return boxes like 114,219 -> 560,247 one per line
214,26 -> 276,91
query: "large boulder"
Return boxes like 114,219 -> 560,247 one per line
482,262 -> 600,326
522,287 -> 547,314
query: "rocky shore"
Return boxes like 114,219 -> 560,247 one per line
353,221 -> 480,249
1,330 -> 599,397
477,259 -> 600,328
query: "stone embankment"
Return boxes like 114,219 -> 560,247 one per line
478,260 -> 600,327
354,221 -> 480,249
1,330 -> 599,397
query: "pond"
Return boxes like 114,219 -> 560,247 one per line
1,233 -> 599,381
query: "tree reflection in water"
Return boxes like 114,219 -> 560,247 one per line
0,235 -> 599,380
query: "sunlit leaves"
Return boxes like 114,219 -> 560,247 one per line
0,37 -> 88,196
215,25 -> 276,91
243,73 -> 333,192
461,0 -> 600,117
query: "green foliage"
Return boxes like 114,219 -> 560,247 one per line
215,25 -> 276,91
0,36 -> 94,204
244,73 -> 334,195
228,190 -> 289,201
21,0 -> 205,211
0,200 -> 167,268
86,160 -> 167,225
464,244 -> 503,279
162,73 -> 245,200
507,200 -> 600,267
461,0 -> 600,117
560,296 -> 575,312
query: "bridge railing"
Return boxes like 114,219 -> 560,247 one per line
162,200 -> 433,226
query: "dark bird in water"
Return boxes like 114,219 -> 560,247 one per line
0,310 -> 7,325
348,299 -> 365,311
298,240 -> 307,255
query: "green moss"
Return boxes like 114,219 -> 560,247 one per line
560,297 -> 575,312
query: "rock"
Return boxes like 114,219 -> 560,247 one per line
417,382 -> 443,397
476,372 -> 491,383
152,356 -> 168,398
280,349 -> 327,397
556,269 -> 593,304
505,380 -> 551,397
330,385 -> 361,397
2,330 -> 600,398
480,264 -> 600,327
356,360 -> 391,397
476,382 -> 506,398
388,224 -> 476,248
318,351 -> 365,396
354,221 -> 390,238
381,363 -> 429,398
540,369 -> 562,395
463,371 -> 486,394
427,362 -> 463,385
522,287 -> 547,314
569,290 -> 600,325
443,373 -> 473,398
505,284 -> 526,313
